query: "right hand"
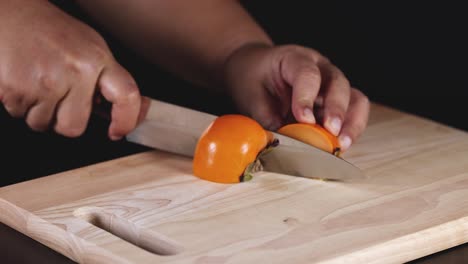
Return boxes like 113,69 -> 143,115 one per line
0,0 -> 141,140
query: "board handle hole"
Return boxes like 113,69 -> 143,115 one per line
74,207 -> 183,256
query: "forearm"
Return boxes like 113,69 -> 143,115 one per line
76,0 -> 273,90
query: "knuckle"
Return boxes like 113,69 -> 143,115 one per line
297,67 -> 321,84
343,78 -> 351,89
115,84 -> 141,105
296,97 -> 313,108
2,85 -> 21,100
330,75 -> 351,92
0,82 -> 12,94
353,88 -> 370,106
69,58 -> 101,78
88,30 -> 109,50
88,44 -> 111,66
283,44 -> 319,57
320,56 -> 331,64
337,73 -> 351,88
126,88 -> 141,104
294,73 -> 321,96
326,65 -> 349,85
361,94 -> 370,106
38,74 -> 60,95
6,106 -> 26,118
326,105 -> 346,120
66,41 -> 110,76
68,48 -> 107,76
285,44 -> 304,53
2,92 -> 32,118
351,87 -> 364,97
286,44 -> 322,62
4,105 -> 23,118
282,45 -> 319,64
86,32 -> 112,63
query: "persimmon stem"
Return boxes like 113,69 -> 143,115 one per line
241,159 -> 263,182
333,148 -> 341,157
241,138 -> 278,182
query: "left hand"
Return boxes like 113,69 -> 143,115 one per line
223,44 -> 370,152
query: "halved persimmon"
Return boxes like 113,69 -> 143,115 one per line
277,123 -> 341,156
193,115 -> 276,183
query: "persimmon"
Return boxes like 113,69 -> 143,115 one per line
193,115 -> 276,183
277,123 -> 341,156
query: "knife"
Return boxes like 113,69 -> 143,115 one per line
126,97 -> 364,181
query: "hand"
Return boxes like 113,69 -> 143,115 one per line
224,44 -> 370,152
0,0 -> 140,140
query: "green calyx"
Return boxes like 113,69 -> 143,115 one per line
240,138 -> 279,182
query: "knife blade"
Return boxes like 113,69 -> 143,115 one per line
126,97 -> 364,181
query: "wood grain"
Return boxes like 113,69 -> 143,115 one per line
1,103 -> 468,263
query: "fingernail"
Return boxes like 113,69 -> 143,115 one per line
339,135 -> 352,152
326,117 -> 342,136
302,108 -> 315,123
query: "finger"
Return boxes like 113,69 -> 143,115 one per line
98,62 -> 141,140
338,88 -> 370,152
33,72 -> 70,135
1,91 -> 35,118
281,54 -> 322,124
251,99 -> 283,131
26,100 -> 58,132
280,53 -> 321,124
320,63 -> 351,136
54,76 -> 95,138
291,65 -> 321,124
250,85 -> 285,131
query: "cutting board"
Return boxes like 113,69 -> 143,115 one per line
1,103 -> 468,264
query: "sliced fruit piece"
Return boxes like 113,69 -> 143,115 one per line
193,114 -> 275,183
277,123 -> 341,156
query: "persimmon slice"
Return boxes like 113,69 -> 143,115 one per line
193,115 -> 275,183
277,123 -> 341,156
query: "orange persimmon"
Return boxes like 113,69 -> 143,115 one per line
277,123 -> 341,156
193,115 -> 275,183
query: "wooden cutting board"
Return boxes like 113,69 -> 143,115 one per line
1,103 -> 468,264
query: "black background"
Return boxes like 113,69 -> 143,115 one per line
1,1 -> 467,263
1,1 -> 466,186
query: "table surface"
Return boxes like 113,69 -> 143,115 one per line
0,103 -> 464,263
